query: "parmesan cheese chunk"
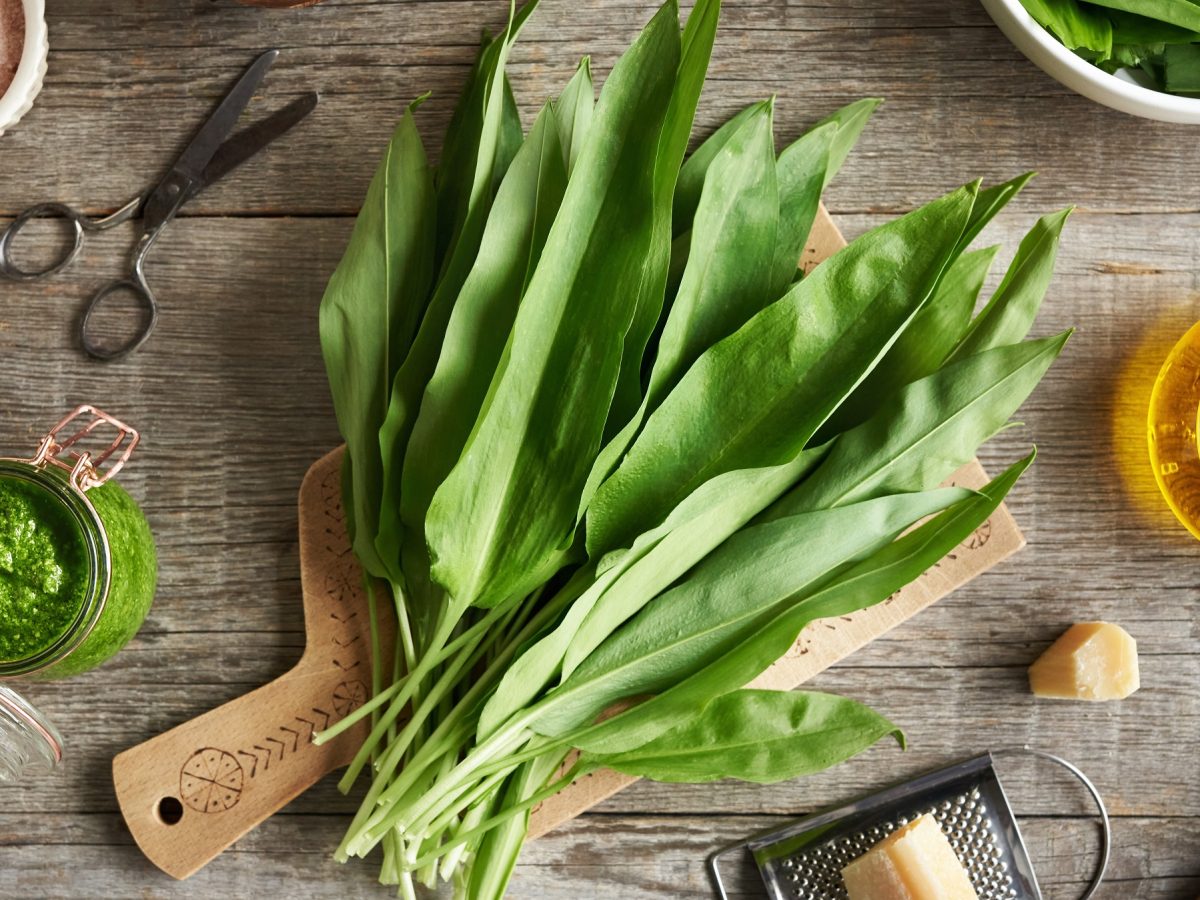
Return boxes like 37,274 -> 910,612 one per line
842,814 -> 978,900
1028,621 -> 1140,701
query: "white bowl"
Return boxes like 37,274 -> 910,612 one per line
0,0 -> 48,136
981,0 -> 1200,124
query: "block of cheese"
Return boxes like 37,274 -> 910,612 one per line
842,814 -> 978,900
1028,621 -> 1140,701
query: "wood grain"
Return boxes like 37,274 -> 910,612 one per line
0,0 -> 1197,896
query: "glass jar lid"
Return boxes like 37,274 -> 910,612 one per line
0,685 -> 62,781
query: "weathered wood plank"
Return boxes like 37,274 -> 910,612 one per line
0,813 -> 1194,898
1,0 -> 1199,218
9,656 -> 1196,819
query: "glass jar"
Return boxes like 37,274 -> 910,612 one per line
0,405 -> 157,779
1148,320 -> 1200,540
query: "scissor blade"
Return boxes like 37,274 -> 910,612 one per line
172,49 -> 280,182
198,92 -> 319,190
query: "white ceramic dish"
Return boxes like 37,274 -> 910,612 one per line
981,0 -> 1200,124
0,0 -> 48,136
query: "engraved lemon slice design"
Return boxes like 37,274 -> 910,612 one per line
180,748 -> 244,813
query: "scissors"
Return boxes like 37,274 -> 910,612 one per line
0,49 -> 318,361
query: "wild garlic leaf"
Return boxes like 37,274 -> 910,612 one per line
947,208 -> 1071,363
955,172 -> 1034,256
551,59 -> 595,176
1020,0 -> 1114,53
478,443 -> 827,741
581,98 -> 877,520
1083,0 -> 1200,32
815,244 -> 1001,440
375,9 -> 533,579
769,332 -> 1069,519
567,456 -> 1031,755
671,97 -> 879,241
768,121 -> 835,292
605,0 -> 722,437
400,103 -> 568,566
584,689 -> 901,784
1107,10 -> 1200,44
424,1 -> 684,610
586,183 -> 977,555
319,106 -> 435,580
529,487 -> 969,741
434,9 -> 538,270
647,99 -> 780,405
672,103 -> 759,235
1164,42 -> 1200,92
814,97 -> 882,191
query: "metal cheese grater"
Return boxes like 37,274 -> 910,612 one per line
710,749 -> 1110,900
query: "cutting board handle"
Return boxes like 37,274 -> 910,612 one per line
113,656 -> 368,880
114,448 -> 383,880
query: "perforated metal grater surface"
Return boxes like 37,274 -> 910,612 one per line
710,750 -> 1110,900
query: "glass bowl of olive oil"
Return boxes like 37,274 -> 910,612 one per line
1148,320 -> 1200,540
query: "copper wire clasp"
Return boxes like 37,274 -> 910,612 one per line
31,405 -> 140,492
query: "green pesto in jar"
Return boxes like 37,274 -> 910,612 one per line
0,477 -> 90,662
52,477 -> 158,678
0,464 -> 157,680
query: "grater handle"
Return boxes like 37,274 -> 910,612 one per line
993,747 -> 1111,900
708,843 -> 741,900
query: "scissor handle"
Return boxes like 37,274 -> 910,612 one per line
79,250 -> 159,361
0,203 -> 87,280
0,198 -> 141,281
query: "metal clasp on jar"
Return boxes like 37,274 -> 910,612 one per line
29,405 -> 141,493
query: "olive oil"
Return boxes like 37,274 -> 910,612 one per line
1148,320 -> 1200,540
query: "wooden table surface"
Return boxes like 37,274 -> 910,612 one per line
1,1 -> 1197,897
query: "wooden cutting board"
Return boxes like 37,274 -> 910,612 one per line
112,206 -> 1025,877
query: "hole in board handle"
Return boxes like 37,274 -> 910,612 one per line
157,796 -> 184,826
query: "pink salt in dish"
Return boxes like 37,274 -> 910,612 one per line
0,0 -> 23,99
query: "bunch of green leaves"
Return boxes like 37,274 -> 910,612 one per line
317,1 -> 1071,897
1019,0 -> 1200,94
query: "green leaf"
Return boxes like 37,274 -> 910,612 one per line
424,0 -> 684,609
955,172 -> 1035,255
671,97 -> 879,241
551,58 -> 595,174
1082,0 -> 1200,33
434,12 -> 538,270
1164,42 -> 1200,92
770,332 -> 1069,519
400,103 -> 568,565
769,121 -> 836,292
478,443 -> 826,741
605,0 -> 722,436
814,244 -> 1000,440
947,208 -> 1071,363
1107,10 -> 1200,44
586,183 -> 977,555
567,455 -> 1032,755
769,97 -> 881,290
528,487 -> 970,741
319,106 -> 435,579
672,103 -> 759,235
646,99 -> 780,405
376,9 -> 535,583
585,689 -> 902,784
1019,0 -> 1113,54
814,97 -> 882,192
579,100 -> 861,527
